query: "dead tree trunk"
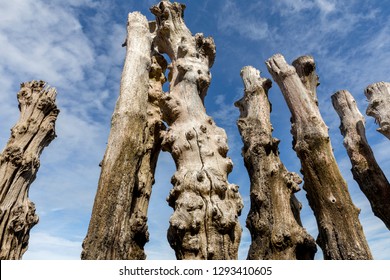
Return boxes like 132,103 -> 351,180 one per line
0,80 -> 58,260
81,12 -> 165,260
235,66 -> 317,260
151,1 -> 243,260
266,54 -> 372,260
332,90 -> 390,230
365,82 -> 390,140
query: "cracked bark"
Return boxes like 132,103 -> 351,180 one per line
365,82 -> 390,140
81,12 -> 165,260
151,1 -> 242,260
266,54 -> 372,260
332,90 -> 390,230
0,81 -> 58,260
235,66 -> 317,260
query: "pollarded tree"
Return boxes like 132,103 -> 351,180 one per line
235,66 -> 317,260
0,81 -> 59,260
150,0 -> 243,260
365,82 -> 390,140
332,90 -> 390,230
81,12 -> 166,260
266,54 -> 372,260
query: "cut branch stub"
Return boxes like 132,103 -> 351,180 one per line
235,66 -> 316,260
151,0 -> 242,260
365,82 -> 390,140
332,90 -> 390,230
266,53 -> 372,260
0,80 -> 59,260
81,12 -> 165,260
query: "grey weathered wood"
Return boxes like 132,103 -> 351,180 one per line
266,54 -> 372,260
0,80 -> 59,260
151,1 -> 243,260
332,90 -> 390,230
81,12 -> 165,260
235,66 -> 317,260
365,82 -> 390,140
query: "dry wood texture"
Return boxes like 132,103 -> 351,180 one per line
81,12 -> 165,260
151,1 -> 243,259
266,54 -> 372,259
332,90 -> 390,230
0,80 -> 58,259
365,82 -> 390,140
235,66 -> 317,260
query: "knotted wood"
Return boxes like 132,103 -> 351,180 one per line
0,80 -> 58,259
365,82 -> 390,140
266,54 -> 372,260
235,66 -> 317,260
332,90 -> 390,230
81,12 -> 165,260
151,1 -> 243,260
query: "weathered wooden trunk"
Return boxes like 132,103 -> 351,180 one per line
235,66 -> 317,260
332,90 -> 390,230
266,54 -> 372,260
0,81 -> 59,260
81,12 -> 165,260
365,82 -> 390,140
151,1 -> 243,259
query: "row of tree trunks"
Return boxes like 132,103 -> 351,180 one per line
365,82 -> 390,140
266,54 -> 372,259
332,90 -> 390,230
151,1 -> 243,260
235,66 -> 317,260
81,12 -> 165,260
0,81 -> 59,259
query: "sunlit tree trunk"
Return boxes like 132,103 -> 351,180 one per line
332,90 -> 390,230
81,12 -> 165,260
235,66 -> 317,260
266,54 -> 372,260
0,81 -> 59,259
151,1 -> 243,260
365,82 -> 390,140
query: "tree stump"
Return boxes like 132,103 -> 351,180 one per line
151,1 -> 243,260
81,12 -> 165,260
0,81 -> 59,260
266,54 -> 372,260
235,66 -> 317,260
332,90 -> 390,230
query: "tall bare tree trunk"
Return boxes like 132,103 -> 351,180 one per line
235,66 -> 317,260
365,82 -> 390,140
332,90 -> 390,230
151,1 -> 243,260
81,12 -> 165,260
266,54 -> 372,260
0,80 -> 59,260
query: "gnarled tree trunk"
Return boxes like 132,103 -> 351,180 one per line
365,82 -> 390,140
235,66 -> 317,260
81,12 -> 165,260
0,80 -> 59,260
151,1 -> 243,260
332,90 -> 390,230
266,54 -> 372,260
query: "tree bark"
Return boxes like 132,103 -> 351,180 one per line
151,1 -> 243,260
266,54 -> 372,260
235,66 -> 317,260
365,82 -> 390,140
81,12 -> 165,260
332,90 -> 390,230
0,80 -> 59,260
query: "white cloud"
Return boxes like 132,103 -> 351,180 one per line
217,0 -> 271,41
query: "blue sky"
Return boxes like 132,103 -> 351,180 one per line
0,0 -> 389,260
